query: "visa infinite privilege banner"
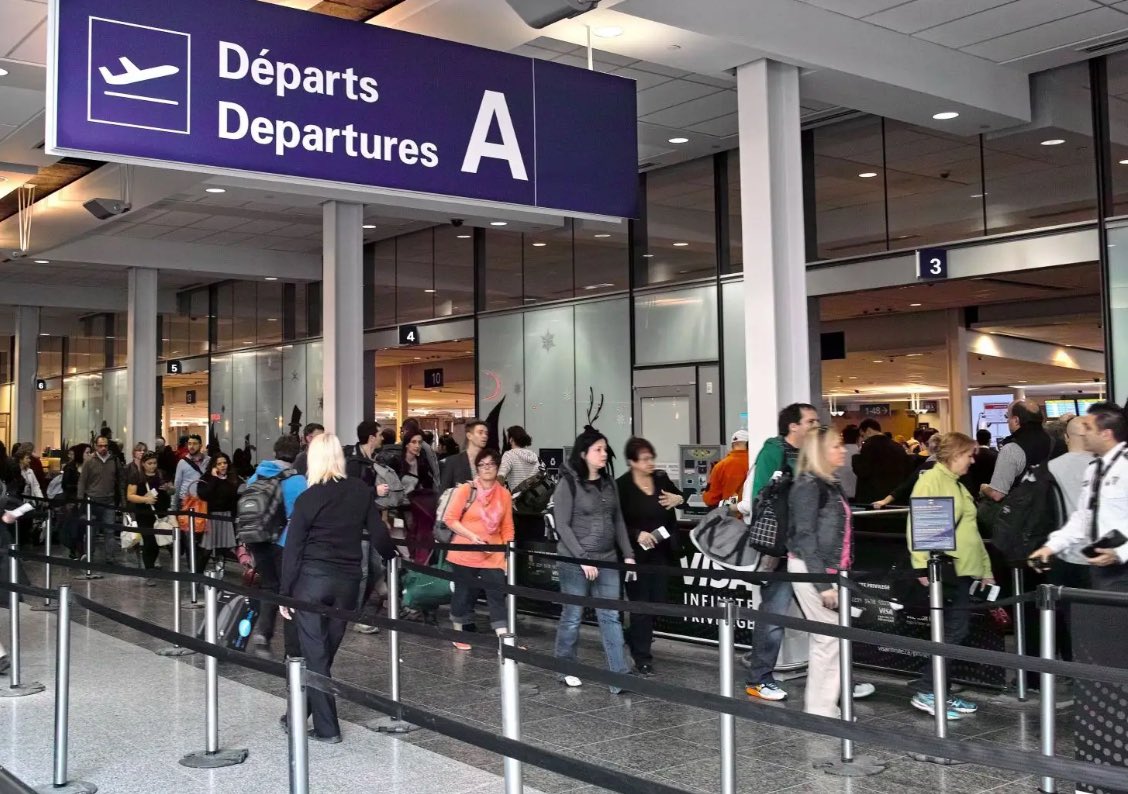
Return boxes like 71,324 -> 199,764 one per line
47,0 -> 639,218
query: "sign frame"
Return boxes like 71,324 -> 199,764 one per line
422,368 -> 444,389
909,496 -> 957,553
916,247 -> 948,281
399,325 -> 420,346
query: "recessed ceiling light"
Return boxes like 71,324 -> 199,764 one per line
266,318 -> 277,322
583,283 -> 615,290
490,221 -> 507,227
643,253 -> 655,258
906,353 -> 923,357
932,112 -> 959,121
858,172 -> 878,178
1120,159 -> 1128,165
1018,380 -> 1028,384
1041,139 -> 1065,146
205,187 -> 226,194
593,25 -> 623,38
668,137 -> 689,144
362,224 -> 377,229
456,234 -> 471,239
909,302 -> 922,307
424,289 -> 436,293
0,68 -> 8,77
264,277 -> 278,281
34,259 -> 49,264
39,332 -> 48,337
872,359 -> 883,364
970,193 -> 987,198
531,242 -> 547,247
593,233 -> 611,238
849,376 -> 858,380
672,241 -> 689,247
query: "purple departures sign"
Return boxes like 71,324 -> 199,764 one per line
47,0 -> 639,219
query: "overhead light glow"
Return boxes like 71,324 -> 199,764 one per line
858,172 -> 878,178
35,259 -> 49,264
593,233 -> 611,238
264,277 -> 278,281
490,221 -> 507,227
424,289 -> 436,293
909,302 -> 922,307
0,68 -> 8,77
1120,160 -> 1128,165
593,25 -> 623,38
643,253 -> 655,258
205,187 -> 226,193
932,111 -> 959,120
583,283 -> 615,290
362,224 -> 377,229
672,242 -> 689,247
456,234 -> 471,239
1041,139 -> 1065,146
531,242 -> 547,247
668,137 -> 689,144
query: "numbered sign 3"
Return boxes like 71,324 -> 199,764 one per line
916,247 -> 948,281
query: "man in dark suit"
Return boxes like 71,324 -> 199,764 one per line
967,428 -> 998,494
439,419 -> 488,491
852,418 -> 911,504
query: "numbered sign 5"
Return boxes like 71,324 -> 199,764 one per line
916,247 -> 948,281
167,359 -> 183,374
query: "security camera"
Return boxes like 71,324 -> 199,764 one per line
939,171 -> 951,179
450,219 -> 465,227
502,0 -> 599,28
83,198 -> 130,220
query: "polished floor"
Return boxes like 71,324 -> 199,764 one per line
1,555 -> 1075,793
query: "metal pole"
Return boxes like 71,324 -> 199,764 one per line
53,585 -> 70,787
500,633 -> 523,794
287,657 -> 309,794
76,501 -> 102,580
928,554 -> 948,739
719,599 -> 736,794
1038,585 -> 1057,794
1013,567 -> 1027,702
8,548 -> 20,688
42,510 -> 52,605
156,523 -> 194,657
388,555 -> 401,704
186,509 -> 199,606
506,541 -> 517,635
838,572 -> 855,763
205,584 -> 219,753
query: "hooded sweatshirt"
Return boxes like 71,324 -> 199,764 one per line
245,460 -> 308,547
500,447 -> 541,490
702,448 -> 750,507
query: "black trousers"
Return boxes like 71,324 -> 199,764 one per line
917,576 -> 973,692
137,517 -> 159,569
292,571 -> 360,738
249,541 -> 291,647
1017,561 -> 1091,688
625,573 -> 669,666
448,564 -> 507,630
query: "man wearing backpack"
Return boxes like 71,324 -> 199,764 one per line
742,403 -> 819,701
243,435 -> 308,660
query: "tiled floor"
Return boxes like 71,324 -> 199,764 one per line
3,559 -> 1074,793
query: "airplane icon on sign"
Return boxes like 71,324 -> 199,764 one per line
99,57 -> 179,86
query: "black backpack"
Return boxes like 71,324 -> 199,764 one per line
748,463 -> 793,557
991,462 -> 1062,562
235,469 -> 296,545
344,445 -> 377,488
512,468 -> 553,516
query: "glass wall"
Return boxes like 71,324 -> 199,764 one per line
367,228 -> 475,324
62,373 -> 104,446
479,295 -> 631,458
634,284 -> 719,366
67,316 -> 108,375
210,340 -> 323,456
0,384 -> 10,451
1103,51 -> 1128,216
642,159 -> 717,285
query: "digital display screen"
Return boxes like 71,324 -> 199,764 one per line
1044,399 -> 1078,418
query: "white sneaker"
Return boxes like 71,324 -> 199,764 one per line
853,683 -> 876,699
563,676 -> 582,688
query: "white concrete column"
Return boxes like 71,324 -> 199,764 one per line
322,201 -> 365,438
738,59 -> 810,441
946,309 -> 970,435
12,306 -> 40,445
126,268 -> 158,450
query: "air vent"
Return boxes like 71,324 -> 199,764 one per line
1079,34 -> 1128,55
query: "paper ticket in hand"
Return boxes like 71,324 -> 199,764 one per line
652,527 -> 671,542
4,503 -> 33,519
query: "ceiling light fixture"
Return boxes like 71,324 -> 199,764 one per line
593,233 -> 611,238
858,172 -> 878,178
424,288 -> 436,293
909,302 -> 922,307
0,68 -> 8,77
1041,139 -> 1065,146
264,277 -> 278,281
34,259 -> 49,264
456,234 -> 471,239
593,25 -> 623,38
932,111 -> 959,120
1120,159 -> 1128,165
872,359 -> 883,364
583,283 -> 615,290
643,254 -> 655,258
531,242 -> 547,247
362,224 -> 376,229
668,137 -> 689,144
672,241 -> 689,247
490,221 -> 507,227
205,187 -> 226,193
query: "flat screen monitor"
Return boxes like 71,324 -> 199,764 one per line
1044,399 -> 1078,418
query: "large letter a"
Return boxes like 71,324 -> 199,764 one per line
461,91 -> 529,181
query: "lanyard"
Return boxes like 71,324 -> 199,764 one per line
1089,446 -> 1127,540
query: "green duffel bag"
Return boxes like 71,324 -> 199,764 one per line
401,550 -> 453,611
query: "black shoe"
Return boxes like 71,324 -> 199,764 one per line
0,656 -> 9,675
308,729 -> 342,744
634,664 -> 654,677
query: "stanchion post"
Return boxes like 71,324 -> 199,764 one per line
368,555 -> 418,733
1,545 -> 44,698
36,509 -> 55,610
928,554 -> 948,739
1038,585 -> 1057,794
36,585 -> 98,793
718,599 -> 736,794
75,501 -> 101,580
185,509 -> 201,608
506,541 -> 517,635
156,524 -> 194,657
838,572 -> 855,763
179,583 -> 248,768
1013,567 -> 1027,702
287,657 -> 309,794
500,633 -> 523,794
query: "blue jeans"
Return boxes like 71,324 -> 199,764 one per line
554,562 -> 630,691
744,578 -> 795,685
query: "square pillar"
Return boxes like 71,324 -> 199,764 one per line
946,309 -> 970,434
737,59 -> 810,441
126,268 -> 158,450
323,201 -> 365,438
12,306 -> 40,445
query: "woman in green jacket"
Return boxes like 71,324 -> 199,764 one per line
906,431 -> 995,721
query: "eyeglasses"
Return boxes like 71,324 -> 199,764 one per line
477,462 -> 498,470
95,443 -> 108,449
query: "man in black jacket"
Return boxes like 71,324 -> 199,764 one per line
439,419 -> 488,491
852,419 -> 911,504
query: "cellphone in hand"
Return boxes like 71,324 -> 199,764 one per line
1082,529 -> 1128,559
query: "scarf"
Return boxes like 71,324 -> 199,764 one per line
472,478 -> 505,536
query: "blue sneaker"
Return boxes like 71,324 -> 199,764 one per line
911,692 -> 961,720
947,696 -> 978,714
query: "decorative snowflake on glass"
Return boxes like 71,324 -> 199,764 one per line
541,331 -> 555,352
513,383 -> 523,395
291,371 -> 300,382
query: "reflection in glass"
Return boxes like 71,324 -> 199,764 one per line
813,115 -> 886,259
396,229 -> 435,323
643,159 -> 717,284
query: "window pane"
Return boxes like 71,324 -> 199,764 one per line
37,336 -> 64,378
884,120 -> 985,248
643,159 -> 716,285
433,227 -> 474,317
396,229 -> 434,324
728,150 -> 743,273
984,63 -> 1096,234
634,285 -> 718,366
485,230 -> 523,311
1105,52 -> 1128,215
231,282 -> 258,349
524,226 -> 574,304
573,220 -> 628,297
215,283 -> 234,353
188,289 -> 209,356
813,115 -> 886,259
257,280 -> 283,345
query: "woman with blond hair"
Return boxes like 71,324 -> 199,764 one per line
907,431 -> 994,721
280,433 -> 396,743
786,426 -> 867,717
